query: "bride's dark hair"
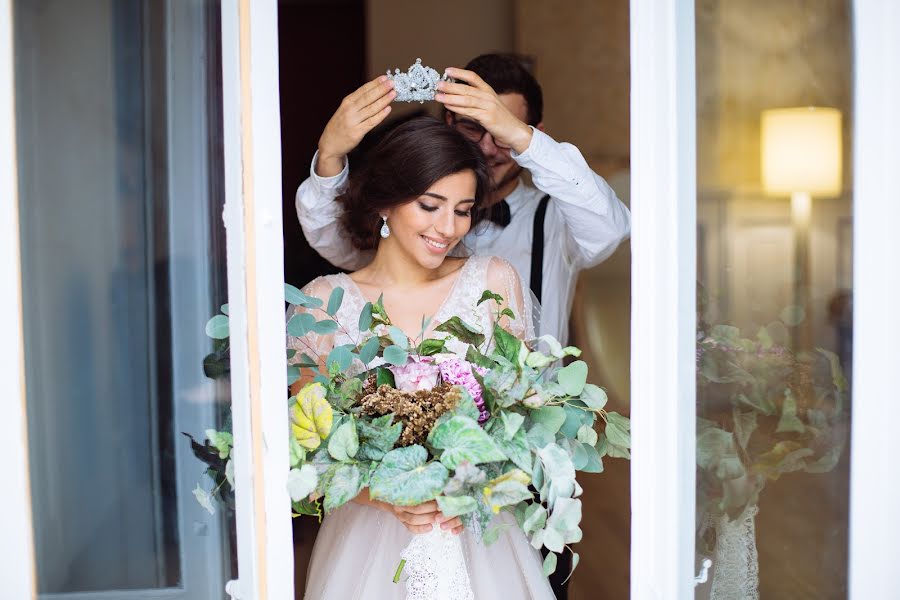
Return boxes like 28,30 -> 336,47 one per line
337,116 -> 491,251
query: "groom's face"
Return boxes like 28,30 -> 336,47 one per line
448,93 -> 529,195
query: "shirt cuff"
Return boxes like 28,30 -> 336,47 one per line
510,126 -> 544,164
310,149 -> 349,189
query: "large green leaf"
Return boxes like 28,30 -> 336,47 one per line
557,361 -> 588,396
493,323 -> 522,364
369,445 -> 449,506
388,326 -> 408,349
358,301 -> 373,332
436,495 -> 478,517
580,384 -> 608,410
287,313 -> 316,337
357,414 -> 402,461
383,345 -> 408,366
205,315 -> 230,340
429,416 -> 507,470
483,469 -> 532,512
328,419 -> 359,461
490,423 -> 533,474
313,319 -> 339,335
358,336 -> 381,365
324,464 -> 364,513
531,406 -> 566,434
325,345 -> 354,372
287,464 -> 318,502
434,316 -> 486,347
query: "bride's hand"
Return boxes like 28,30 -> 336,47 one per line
388,500 -> 465,536
315,76 -> 396,177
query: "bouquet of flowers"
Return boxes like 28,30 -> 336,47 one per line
191,283 -> 630,586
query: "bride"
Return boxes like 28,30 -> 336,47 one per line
289,116 -> 555,599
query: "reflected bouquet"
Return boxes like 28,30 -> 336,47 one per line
191,283 -> 630,585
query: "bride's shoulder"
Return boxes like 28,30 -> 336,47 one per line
298,273 -> 343,303
480,255 -> 521,286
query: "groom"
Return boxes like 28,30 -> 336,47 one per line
296,54 -> 630,597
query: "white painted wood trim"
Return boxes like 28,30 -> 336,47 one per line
849,3 -> 900,599
221,1 -> 294,599
0,1 -> 37,598
629,1 -> 697,598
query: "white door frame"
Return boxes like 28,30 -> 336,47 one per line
220,1 -> 294,598
0,0 -> 37,597
628,1 -> 697,598
849,2 -> 900,599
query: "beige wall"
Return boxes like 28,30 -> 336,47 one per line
366,0 -> 515,118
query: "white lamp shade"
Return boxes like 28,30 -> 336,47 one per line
761,107 -> 843,197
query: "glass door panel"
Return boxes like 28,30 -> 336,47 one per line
14,0 -> 233,597
694,1 -> 852,598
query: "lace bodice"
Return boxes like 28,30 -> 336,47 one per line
287,255 -> 535,372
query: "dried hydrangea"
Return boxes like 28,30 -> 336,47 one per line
359,383 -> 460,447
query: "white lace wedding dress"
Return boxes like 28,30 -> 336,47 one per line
289,255 -> 555,600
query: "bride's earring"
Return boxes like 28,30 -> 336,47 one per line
380,215 -> 390,239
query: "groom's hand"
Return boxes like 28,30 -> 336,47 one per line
316,76 -> 396,177
435,67 -> 533,154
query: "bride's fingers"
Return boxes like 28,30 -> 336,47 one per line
403,522 -> 434,535
399,500 -> 439,515
438,516 -> 463,532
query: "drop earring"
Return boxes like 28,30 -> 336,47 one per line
380,215 -> 390,239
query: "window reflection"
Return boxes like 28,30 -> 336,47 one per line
694,1 -> 852,598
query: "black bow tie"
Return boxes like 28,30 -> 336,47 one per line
486,199 -> 511,227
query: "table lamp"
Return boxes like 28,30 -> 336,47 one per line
761,106 -> 843,350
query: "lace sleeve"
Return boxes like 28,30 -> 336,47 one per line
485,256 -> 536,341
286,276 -> 337,369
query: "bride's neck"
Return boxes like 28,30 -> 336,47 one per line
363,240 -> 444,287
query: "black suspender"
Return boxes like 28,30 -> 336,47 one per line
530,194 -> 551,304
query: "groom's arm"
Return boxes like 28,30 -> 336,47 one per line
511,127 -> 631,269
296,151 -> 372,271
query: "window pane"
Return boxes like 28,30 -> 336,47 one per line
15,0 -> 233,595
694,2 -> 852,598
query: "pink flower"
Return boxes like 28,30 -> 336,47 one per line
439,358 -> 490,423
389,356 -> 441,392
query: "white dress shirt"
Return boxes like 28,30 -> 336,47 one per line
295,127 -> 631,346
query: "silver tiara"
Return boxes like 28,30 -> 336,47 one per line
386,58 -> 451,104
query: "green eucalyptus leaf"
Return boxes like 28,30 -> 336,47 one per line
383,345 -> 409,366
557,361 -> 588,396
221,303 -> 229,315
287,313 -> 316,337
526,423 -> 556,450
369,445 -> 449,506
325,345 -> 353,372
205,315 -> 230,340
576,424 -> 598,446
542,552 -> 558,577
358,301 -> 373,331
358,336 -> 381,365
313,319 -> 339,335
326,287 -> 344,316
388,326 -> 409,349
581,443 -> 604,473
523,503 -> 548,534
580,384 -> 608,410
286,364 -> 300,386
429,416 -> 507,470
531,406 -> 567,435
284,283 -> 306,306
193,484 -> 215,515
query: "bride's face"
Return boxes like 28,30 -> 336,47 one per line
382,170 -> 477,270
